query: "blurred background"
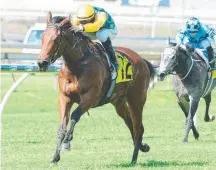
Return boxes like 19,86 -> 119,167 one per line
1,0 -> 216,65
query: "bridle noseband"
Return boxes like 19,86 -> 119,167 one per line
47,23 -> 67,63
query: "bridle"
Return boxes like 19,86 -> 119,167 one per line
46,23 -> 78,63
162,46 -> 198,80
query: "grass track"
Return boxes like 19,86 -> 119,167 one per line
1,72 -> 216,170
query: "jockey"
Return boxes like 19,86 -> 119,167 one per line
70,4 -> 119,71
175,17 -> 216,69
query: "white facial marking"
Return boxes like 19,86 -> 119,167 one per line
164,48 -> 175,58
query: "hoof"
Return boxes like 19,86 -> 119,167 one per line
193,133 -> 199,140
183,138 -> 188,143
140,143 -> 150,152
51,155 -> 60,164
130,160 -> 137,165
210,115 -> 215,122
204,115 -> 215,122
61,143 -> 71,151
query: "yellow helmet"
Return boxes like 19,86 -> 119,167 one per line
76,4 -> 95,22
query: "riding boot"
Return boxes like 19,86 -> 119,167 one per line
207,46 -> 215,69
102,38 -> 119,70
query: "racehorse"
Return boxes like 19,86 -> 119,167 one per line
158,43 -> 215,143
37,12 -> 156,164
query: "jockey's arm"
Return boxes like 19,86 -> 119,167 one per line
208,28 -> 216,45
203,24 -> 216,44
83,12 -> 107,32
71,15 -> 79,26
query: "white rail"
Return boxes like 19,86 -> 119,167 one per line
0,73 -> 29,115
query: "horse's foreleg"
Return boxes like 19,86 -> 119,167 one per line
63,90 -> 96,151
178,96 -> 199,140
51,92 -> 73,163
204,93 -> 215,122
184,97 -> 199,143
61,106 -> 81,148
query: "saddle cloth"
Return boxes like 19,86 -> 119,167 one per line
92,42 -> 133,107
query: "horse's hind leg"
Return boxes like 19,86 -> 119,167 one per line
114,100 -> 134,141
52,92 -> 73,163
178,95 -> 199,140
127,88 -> 150,164
204,93 -> 215,122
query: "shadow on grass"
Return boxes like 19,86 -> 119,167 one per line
9,140 -> 41,144
111,160 -> 207,168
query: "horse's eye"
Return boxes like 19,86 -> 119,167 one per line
169,55 -> 175,59
54,35 -> 60,42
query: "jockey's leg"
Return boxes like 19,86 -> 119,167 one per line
96,27 -> 119,70
102,38 -> 119,70
200,39 -> 214,69
207,46 -> 215,69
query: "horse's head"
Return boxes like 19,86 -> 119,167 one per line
37,12 -> 71,71
158,43 -> 188,81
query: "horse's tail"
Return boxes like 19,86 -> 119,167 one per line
143,59 -> 158,89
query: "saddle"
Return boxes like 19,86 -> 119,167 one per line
91,42 -> 117,79
195,48 -> 216,78
89,41 -> 117,107
194,49 -> 210,67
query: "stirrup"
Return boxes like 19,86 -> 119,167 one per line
109,63 -> 115,71
111,70 -> 117,80
109,63 -> 118,71
110,64 -> 117,80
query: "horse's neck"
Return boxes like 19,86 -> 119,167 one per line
175,51 -> 193,76
62,33 -> 93,73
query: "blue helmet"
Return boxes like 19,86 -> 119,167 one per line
186,17 -> 201,32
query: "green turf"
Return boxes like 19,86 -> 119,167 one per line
1,72 -> 216,170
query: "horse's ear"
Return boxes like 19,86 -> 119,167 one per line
169,42 -> 177,47
179,44 -> 187,51
168,37 -> 177,47
59,17 -> 70,27
69,14 -> 72,21
47,11 -> 52,24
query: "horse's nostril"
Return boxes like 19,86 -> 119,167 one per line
37,60 -> 49,66
42,61 -> 49,65
157,72 -> 166,81
37,60 -> 49,71
159,73 -> 165,78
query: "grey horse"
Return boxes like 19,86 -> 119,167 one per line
158,43 -> 215,143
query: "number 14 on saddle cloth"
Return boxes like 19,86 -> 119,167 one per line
115,51 -> 133,83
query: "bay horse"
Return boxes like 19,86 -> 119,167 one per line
37,12 -> 156,164
158,43 -> 215,143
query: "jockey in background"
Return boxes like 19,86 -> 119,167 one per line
70,4 -> 119,71
175,17 -> 216,69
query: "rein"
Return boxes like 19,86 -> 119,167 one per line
180,54 -> 194,80
47,23 -> 79,63
174,51 -> 201,80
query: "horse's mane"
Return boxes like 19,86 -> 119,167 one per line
52,16 -> 91,42
168,43 -> 192,58
52,16 -> 71,28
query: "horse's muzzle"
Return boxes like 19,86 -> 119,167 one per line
157,72 -> 166,81
37,60 -> 49,71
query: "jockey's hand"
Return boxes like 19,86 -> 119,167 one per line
69,25 -> 84,33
